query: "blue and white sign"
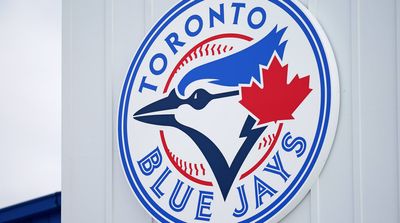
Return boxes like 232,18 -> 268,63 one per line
118,0 -> 339,222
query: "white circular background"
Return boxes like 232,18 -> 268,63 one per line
118,0 -> 339,222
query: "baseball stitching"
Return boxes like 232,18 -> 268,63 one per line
258,133 -> 277,150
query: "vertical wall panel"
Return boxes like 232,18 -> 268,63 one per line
63,0 -> 400,222
351,0 -> 363,222
397,1 -> 400,221
62,0 -> 107,222
359,0 -> 399,222
310,0 -> 355,223
111,0 -> 153,222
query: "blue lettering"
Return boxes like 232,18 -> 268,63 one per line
231,3 -> 246,25
195,191 -> 213,221
169,179 -> 194,212
264,151 -> 291,182
233,185 -> 248,218
209,4 -> 225,28
282,132 -> 307,157
138,76 -> 157,93
165,32 -> 185,55
254,176 -> 277,208
137,147 -> 162,176
248,7 -> 267,29
185,15 -> 203,37
149,53 -> 167,75
150,167 -> 171,198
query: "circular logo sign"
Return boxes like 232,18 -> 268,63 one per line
118,0 -> 339,222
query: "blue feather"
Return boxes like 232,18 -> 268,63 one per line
177,26 -> 288,96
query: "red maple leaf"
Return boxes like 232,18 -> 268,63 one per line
239,56 -> 312,125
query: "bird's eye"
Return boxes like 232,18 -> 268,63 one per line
192,89 -> 208,99
189,89 -> 211,110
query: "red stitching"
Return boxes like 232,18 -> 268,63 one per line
199,45 -> 204,57
205,44 -> 210,56
167,149 -> 207,177
193,50 -> 198,59
211,44 -> 216,56
189,163 -> 193,175
194,164 -> 199,176
174,41 -> 233,75
259,134 -> 276,150
200,164 -> 206,176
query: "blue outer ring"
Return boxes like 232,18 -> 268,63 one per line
117,0 -> 332,222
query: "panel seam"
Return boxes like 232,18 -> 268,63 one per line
351,0 -> 363,222
61,0 -> 73,221
145,0 -> 155,34
104,0 -> 114,222
396,0 -> 400,221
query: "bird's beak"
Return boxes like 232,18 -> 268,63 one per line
133,90 -> 182,125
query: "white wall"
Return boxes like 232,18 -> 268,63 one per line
62,0 -> 400,222
0,0 -> 61,208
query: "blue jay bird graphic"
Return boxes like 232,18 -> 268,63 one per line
134,26 -> 288,200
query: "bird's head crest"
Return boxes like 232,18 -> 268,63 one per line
177,26 -> 288,96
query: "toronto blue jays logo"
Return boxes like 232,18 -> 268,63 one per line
118,1 -> 339,222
